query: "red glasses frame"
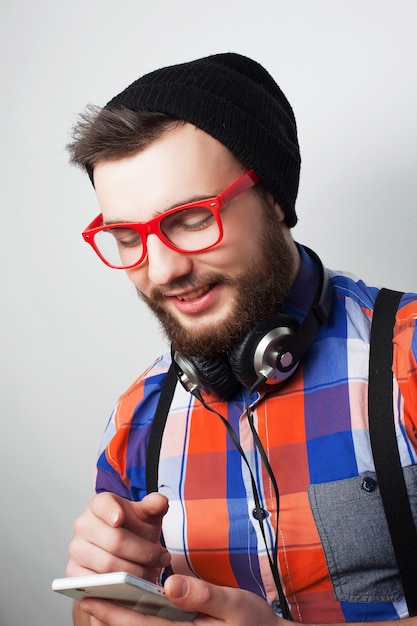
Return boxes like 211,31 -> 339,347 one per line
82,169 -> 260,269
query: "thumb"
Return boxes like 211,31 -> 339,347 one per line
121,493 -> 169,540
164,576 -> 210,612
164,576 -> 280,625
164,576 -> 234,619
131,492 -> 169,521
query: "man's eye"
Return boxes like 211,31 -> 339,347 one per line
109,228 -> 141,247
164,208 -> 215,232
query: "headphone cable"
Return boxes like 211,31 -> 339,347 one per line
192,387 -> 292,620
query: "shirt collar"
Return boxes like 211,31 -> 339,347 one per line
281,243 -> 321,324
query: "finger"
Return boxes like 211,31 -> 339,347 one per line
79,599 -> 129,625
138,492 -> 170,519
67,531 -> 170,579
74,600 -> 107,626
120,493 -> 170,538
67,543 -> 165,581
72,511 -> 170,565
88,492 -> 131,528
90,492 -> 169,541
74,495 -> 170,566
79,599 -> 166,626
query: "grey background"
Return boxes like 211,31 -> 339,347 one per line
1,1 -> 416,624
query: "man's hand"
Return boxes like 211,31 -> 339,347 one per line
78,575 -> 281,626
76,574 -> 417,626
67,492 -> 171,581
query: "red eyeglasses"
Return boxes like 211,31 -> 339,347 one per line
82,169 -> 260,269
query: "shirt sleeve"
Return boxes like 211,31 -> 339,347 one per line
95,355 -> 171,501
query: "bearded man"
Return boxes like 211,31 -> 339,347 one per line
64,53 -> 417,626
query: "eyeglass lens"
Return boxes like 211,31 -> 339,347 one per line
94,205 -> 220,268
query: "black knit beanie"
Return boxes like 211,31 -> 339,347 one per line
106,53 -> 301,227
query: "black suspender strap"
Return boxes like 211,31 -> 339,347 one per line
368,287 -> 417,616
146,363 -> 177,495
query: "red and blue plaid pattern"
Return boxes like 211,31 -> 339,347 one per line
96,250 -> 417,622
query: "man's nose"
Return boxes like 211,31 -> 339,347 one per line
146,234 -> 193,285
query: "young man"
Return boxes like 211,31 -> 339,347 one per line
66,53 -> 417,626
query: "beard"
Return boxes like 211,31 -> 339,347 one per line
138,204 -> 296,358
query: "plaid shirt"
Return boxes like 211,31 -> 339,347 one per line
96,246 -> 417,622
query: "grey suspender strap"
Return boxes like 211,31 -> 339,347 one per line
368,287 -> 417,616
146,363 -> 177,495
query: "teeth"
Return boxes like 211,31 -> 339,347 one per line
177,285 -> 210,302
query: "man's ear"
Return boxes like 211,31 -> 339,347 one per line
260,187 -> 286,223
274,200 -> 286,222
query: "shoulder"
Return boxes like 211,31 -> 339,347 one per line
95,353 -> 173,499
327,269 -> 417,406
328,269 -> 417,319
113,352 -> 172,429
322,270 -> 417,355
328,270 -> 379,312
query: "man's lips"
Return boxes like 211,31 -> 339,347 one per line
175,284 -> 212,302
166,283 -> 221,315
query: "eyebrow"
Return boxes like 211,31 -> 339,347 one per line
103,191 -> 219,226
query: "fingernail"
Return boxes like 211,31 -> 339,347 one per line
168,576 -> 188,598
108,509 -> 120,526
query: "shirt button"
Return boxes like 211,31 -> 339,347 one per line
361,476 -> 378,492
252,507 -> 269,520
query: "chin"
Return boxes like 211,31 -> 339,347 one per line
176,309 -> 232,332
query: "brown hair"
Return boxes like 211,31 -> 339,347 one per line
66,106 -> 181,181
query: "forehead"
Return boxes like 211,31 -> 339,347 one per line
93,123 -> 245,222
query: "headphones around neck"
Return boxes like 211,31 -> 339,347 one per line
172,247 -> 332,400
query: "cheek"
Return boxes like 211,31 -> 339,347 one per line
195,219 -> 263,274
125,266 -> 149,294
218,214 -> 263,262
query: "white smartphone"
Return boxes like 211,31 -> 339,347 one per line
52,571 -> 197,621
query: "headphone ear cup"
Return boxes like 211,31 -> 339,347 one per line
174,251 -> 331,398
229,313 -> 300,390
172,351 -> 240,400
191,355 -> 240,399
